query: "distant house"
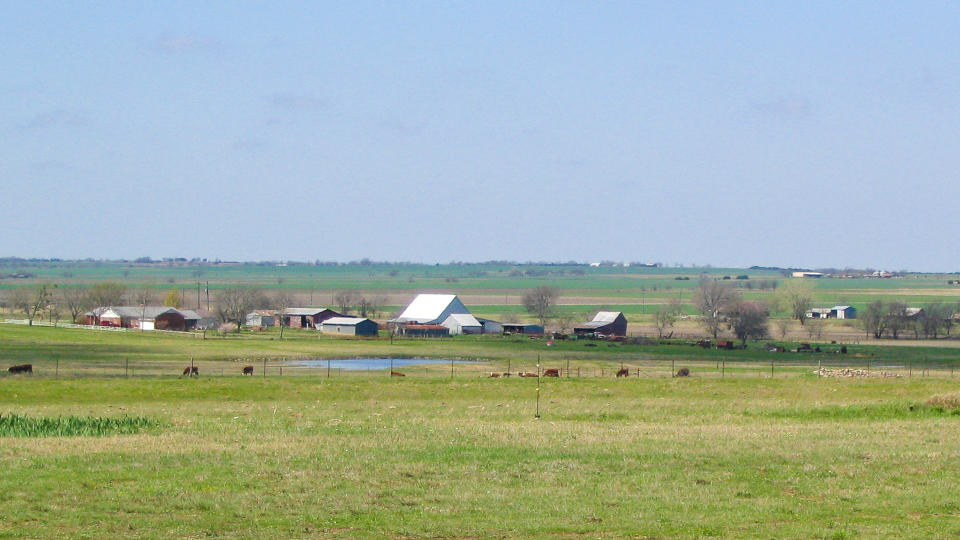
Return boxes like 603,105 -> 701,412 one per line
805,306 -> 857,320
320,317 -> 379,337
805,308 -> 832,319
792,271 -> 824,278
442,313 -> 483,335
245,310 -> 277,328
574,311 -> 628,337
391,294 -> 472,325
396,324 -> 450,338
502,323 -> 544,335
905,307 -> 925,320
283,308 -> 344,329
82,306 -> 186,331
180,308 -> 218,330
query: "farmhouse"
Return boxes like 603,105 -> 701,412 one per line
283,307 -> 344,329
442,313 -> 483,335
392,294 -> 472,324
319,317 -> 379,337
83,306 -> 186,331
574,311 -> 628,337
180,308 -> 218,330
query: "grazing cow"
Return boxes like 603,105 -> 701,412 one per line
676,368 -> 690,377
518,372 -> 538,378
501,372 -> 511,378
489,372 -> 501,378
8,364 -> 32,374
242,365 -> 254,376
543,368 -> 560,377
183,366 -> 199,377
616,367 -> 630,378
390,371 -> 406,377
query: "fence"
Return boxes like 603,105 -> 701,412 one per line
1,355 -> 957,381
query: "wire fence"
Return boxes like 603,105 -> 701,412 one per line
2,355 -> 957,381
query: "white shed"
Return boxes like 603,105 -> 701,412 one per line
442,313 -> 483,335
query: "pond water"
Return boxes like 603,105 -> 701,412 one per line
288,358 -> 476,371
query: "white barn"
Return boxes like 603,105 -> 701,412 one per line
442,313 -> 483,335
392,294 -> 472,325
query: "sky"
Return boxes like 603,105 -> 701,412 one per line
2,2 -> 959,271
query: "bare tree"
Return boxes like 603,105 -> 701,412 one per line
805,317 -> 825,340
654,300 -> 683,339
131,286 -> 155,306
725,298 -> 769,346
334,290 -> 357,315
7,284 -> 54,326
522,286 -> 559,327
693,278 -> 733,339
775,318 -> 790,340
884,301 -> 909,339
216,286 -> 266,333
275,292 -> 293,340
88,282 -> 127,308
859,300 -> 886,339
62,286 -> 91,322
776,280 -> 814,325
555,311 -> 578,334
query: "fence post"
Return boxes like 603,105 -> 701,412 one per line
722,359 -> 725,378
671,358 -> 675,377
450,358 -> 454,380
55,357 -> 59,379
770,359 -> 774,378
125,358 -> 129,378
909,360 -> 912,378
818,358 -> 822,379
327,359 -> 331,378
263,358 -> 267,378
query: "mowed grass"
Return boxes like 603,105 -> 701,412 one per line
3,376 -> 960,538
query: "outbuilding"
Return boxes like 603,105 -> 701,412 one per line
83,306 -> 186,331
284,308 -> 344,329
574,311 -> 628,337
320,317 -> 379,337
502,323 -> 544,335
391,294 -> 472,325
442,313 -> 483,335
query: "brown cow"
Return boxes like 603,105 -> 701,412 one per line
676,368 -> 690,377
518,372 -> 538,377
543,368 -> 560,377
242,365 -> 254,376
182,366 -> 199,377
616,367 -> 630,378
8,364 -> 32,374
390,371 -> 406,377
488,372 -> 501,378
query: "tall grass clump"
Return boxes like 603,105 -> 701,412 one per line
0,414 -> 156,437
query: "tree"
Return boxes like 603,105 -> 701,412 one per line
216,286 -> 266,333
860,300 -> 886,339
334,290 -> 357,315
919,303 -> 949,339
131,286 -> 154,306
274,292 -> 292,340
884,301 -> 908,339
62,287 -> 91,323
88,282 -> 126,308
654,300 -> 682,339
775,318 -> 790,340
522,286 -> 559,327
692,278 -> 734,339
555,311 -> 578,334
805,317 -> 825,340
725,298 -> 769,346
777,280 -> 814,325
163,289 -> 183,308
7,284 -> 54,325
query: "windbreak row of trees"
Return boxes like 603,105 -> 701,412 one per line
859,301 -> 958,340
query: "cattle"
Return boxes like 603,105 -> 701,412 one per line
616,367 -> 630,378
390,371 -> 406,377
543,368 -> 560,377
242,365 -> 254,376
8,364 -> 32,374
182,366 -> 199,377
489,372 -> 501,378
676,368 -> 690,377
518,372 -> 538,378
500,372 -> 511,378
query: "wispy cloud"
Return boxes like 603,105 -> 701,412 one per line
267,93 -> 327,110
154,34 -> 222,53
16,109 -> 88,130
752,96 -> 813,119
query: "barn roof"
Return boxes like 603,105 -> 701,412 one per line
322,317 -> 371,326
393,294 -> 471,324
286,307 -> 336,316
444,313 -> 482,327
591,311 -> 623,323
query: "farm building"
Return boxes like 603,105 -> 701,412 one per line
806,306 -> 857,320
283,308 -> 344,329
442,313 -> 483,335
791,271 -> 824,278
906,307 -> 925,319
502,323 -> 544,335
477,317 -> 503,334
574,311 -> 628,337
181,309 -> 217,330
245,310 -> 277,328
82,306 -> 186,331
391,294 -> 472,325
396,324 -> 450,338
320,317 -> 379,337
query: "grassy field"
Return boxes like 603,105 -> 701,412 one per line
3,375 -> 960,538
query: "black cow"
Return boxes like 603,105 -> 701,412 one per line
8,364 -> 32,374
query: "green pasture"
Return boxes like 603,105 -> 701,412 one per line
4,374 -> 960,538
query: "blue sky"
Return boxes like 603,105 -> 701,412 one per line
2,2 -> 958,270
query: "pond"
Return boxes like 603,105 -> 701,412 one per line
288,358 -> 476,371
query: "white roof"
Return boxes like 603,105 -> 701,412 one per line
832,306 -> 852,310
394,294 -> 471,324
592,311 -> 622,323
322,317 -> 371,326
443,313 -> 481,327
